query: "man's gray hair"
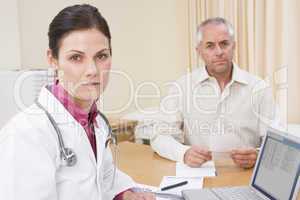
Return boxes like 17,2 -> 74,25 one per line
196,17 -> 235,45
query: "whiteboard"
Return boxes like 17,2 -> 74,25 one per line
0,0 -> 21,69
0,69 -> 53,128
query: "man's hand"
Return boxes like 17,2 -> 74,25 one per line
123,190 -> 155,200
184,146 -> 212,167
230,148 -> 258,169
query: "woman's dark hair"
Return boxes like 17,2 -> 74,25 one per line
48,4 -> 111,58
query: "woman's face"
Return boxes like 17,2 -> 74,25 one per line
48,28 -> 111,105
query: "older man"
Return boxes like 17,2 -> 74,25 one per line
150,17 -> 281,169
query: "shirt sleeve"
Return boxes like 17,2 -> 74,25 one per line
150,82 -> 190,162
101,147 -> 136,200
0,120 -> 58,200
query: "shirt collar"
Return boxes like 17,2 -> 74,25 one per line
231,63 -> 249,85
47,83 -> 98,128
197,63 -> 249,85
197,66 -> 210,83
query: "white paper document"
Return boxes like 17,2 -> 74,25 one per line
176,161 -> 216,177
159,176 -> 203,196
212,151 -> 231,160
209,134 -> 246,152
136,183 -> 159,192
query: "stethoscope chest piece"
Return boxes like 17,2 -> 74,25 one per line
36,99 -> 115,168
61,147 -> 77,167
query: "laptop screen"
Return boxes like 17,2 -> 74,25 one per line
252,131 -> 300,200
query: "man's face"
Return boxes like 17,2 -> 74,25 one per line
197,23 -> 235,75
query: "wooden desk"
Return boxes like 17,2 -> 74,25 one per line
117,142 -> 300,199
117,141 -> 252,187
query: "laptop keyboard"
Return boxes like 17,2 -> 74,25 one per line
212,186 -> 266,200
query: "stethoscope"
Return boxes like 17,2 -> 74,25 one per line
35,100 -> 117,167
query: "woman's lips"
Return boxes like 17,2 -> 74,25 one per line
82,82 -> 100,86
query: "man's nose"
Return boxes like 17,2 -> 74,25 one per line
215,45 -> 223,56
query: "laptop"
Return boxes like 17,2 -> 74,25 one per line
182,128 -> 300,200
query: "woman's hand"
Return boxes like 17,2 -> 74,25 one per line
123,190 -> 156,200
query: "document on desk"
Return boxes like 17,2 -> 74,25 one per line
176,161 -> 216,177
159,176 -> 203,196
136,183 -> 159,191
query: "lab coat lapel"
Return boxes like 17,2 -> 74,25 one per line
37,86 -> 97,167
94,114 -> 109,168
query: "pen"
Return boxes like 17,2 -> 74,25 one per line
160,180 -> 188,191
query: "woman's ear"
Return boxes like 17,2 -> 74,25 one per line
47,49 -> 58,70
47,49 -> 59,83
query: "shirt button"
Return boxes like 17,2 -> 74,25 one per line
80,120 -> 87,127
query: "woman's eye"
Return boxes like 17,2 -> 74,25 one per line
97,53 -> 110,61
70,54 -> 82,62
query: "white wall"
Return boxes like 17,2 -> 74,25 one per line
97,1 -> 189,116
18,0 -> 87,68
0,0 -> 21,69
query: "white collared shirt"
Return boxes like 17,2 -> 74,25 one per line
150,64 -> 282,162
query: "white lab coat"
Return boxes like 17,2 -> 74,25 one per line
0,87 -> 135,200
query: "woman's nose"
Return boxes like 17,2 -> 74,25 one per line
86,61 -> 98,77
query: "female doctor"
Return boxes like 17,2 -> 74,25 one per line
0,4 -> 154,200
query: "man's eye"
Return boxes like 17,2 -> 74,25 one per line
206,44 -> 214,49
70,54 -> 82,62
220,41 -> 230,48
